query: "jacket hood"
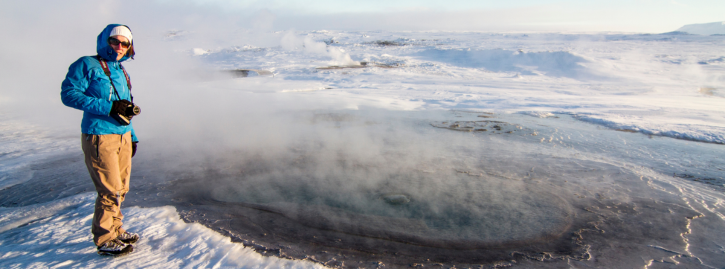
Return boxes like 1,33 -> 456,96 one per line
97,24 -> 134,62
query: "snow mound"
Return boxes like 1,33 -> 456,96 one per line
519,111 -> 558,118
192,48 -> 209,56
0,193 -> 324,269
698,56 -> 725,65
415,49 -> 597,79
574,114 -> 725,144
675,21 -> 725,35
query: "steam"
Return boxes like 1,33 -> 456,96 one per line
280,31 -> 359,66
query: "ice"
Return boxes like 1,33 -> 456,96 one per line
189,31 -> 725,146
280,32 -> 359,66
676,21 -> 725,35
192,48 -> 209,56
414,48 -> 597,79
0,119 -> 76,191
0,193 -> 324,269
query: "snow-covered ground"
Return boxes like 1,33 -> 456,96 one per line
194,31 -> 725,144
676,21 -> 725,35
0,193 -> 324,268
1,29 -> 724,268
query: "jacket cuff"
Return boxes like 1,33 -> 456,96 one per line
131,129 -> 139,143
102,100 -> 114,116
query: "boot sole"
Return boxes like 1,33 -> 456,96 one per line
97,245 -> 134,257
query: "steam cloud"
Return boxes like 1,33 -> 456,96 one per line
281,31 -> 358,66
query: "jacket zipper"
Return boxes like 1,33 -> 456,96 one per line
108,62 -> 115,101
107,62 -> 127,101
108,79 -> 113,101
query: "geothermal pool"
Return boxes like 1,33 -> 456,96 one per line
97,110 -> 720,268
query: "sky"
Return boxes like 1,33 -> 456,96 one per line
167,0 -> 724,32
2,0 -> 722,34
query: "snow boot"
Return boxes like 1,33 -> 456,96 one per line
117,231 -> 140,244
97,238 -> 133,256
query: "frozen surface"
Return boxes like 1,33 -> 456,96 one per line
1,30 -> 725,268
676,21 -> 725,35
191,31 -> 725,144
0,119 -> 76,191
0,193 -> 323,269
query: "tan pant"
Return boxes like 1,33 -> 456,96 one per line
82,132 -> 133,246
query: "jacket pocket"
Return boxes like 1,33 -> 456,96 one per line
89,69 -> 113,101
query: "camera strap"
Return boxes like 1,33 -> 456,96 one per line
95,55 -> 133,102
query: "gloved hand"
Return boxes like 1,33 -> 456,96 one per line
132,142 -> 137,157
111,100 -> 133,116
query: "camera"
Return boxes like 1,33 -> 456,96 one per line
111,103 -> 141,125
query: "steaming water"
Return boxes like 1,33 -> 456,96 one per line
1,29 -> 725,268
210,172 -> 573,245
204,114 -> 576,247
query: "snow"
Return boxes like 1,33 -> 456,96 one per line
198,31 -> 724,145
676,21 -> 725,35
1,28 -> 725,268
0,119 -> 76,190
192,48 -> 210,56
0,193 -> 323,269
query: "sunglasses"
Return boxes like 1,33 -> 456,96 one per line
107,37 -> 131,48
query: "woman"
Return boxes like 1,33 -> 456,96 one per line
61,24 -> 140,256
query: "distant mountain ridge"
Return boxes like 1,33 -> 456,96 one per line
675,21 -> 725,35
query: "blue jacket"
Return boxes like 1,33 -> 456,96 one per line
61,24 -> 138,142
